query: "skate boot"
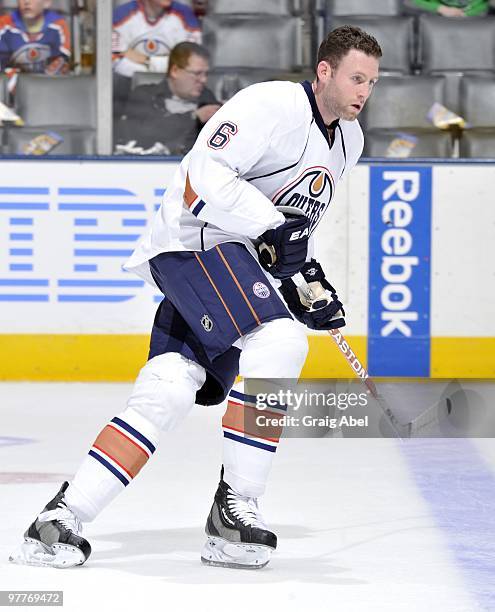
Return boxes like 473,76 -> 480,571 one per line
201,469 -> 277,569
9,482 -> 91,568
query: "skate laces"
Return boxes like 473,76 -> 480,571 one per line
38,502 -> 82,534
226,489 -> 267,529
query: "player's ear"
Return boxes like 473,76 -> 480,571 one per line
316,60 -> 332,82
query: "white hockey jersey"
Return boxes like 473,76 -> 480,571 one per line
125,80 -> 364,285
112,0 -> 201,77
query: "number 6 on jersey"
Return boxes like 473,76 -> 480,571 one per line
207,121 -> 238,150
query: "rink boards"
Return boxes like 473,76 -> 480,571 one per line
0,157 -> 493,380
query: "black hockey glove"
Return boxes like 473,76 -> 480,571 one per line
279,259 -> 346,330
256,214 -> 310,279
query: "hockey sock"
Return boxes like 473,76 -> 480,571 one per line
222,319 -> 308,497
64,407 -> 159,522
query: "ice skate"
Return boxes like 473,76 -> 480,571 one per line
201,469 -> 277,569
9,482 -> 91,569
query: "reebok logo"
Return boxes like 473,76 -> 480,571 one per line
369,166 -> 432,376
379,172 -> 419,337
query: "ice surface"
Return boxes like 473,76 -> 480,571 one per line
1,383 -> 493,612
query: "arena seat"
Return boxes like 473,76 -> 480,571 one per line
459,76 -> 495,128
458,76 -> 495,159
7,126 -> 96,155
202,15 -> 302,71
11,75 -> 96,155
459,130 -> 495,158
131,71 -> 164,90
324,0 -> 402,17
15,74 -> 96,128
418,15 -> 495,112
209,0 -> 297,15
418,15 -> 495,73
329,16 -> 414,75
207,68 -> 295,101
361,75 -> 451,158
0,72 -> 8,104
361,75 -> 446,131
363,130 -> 452,158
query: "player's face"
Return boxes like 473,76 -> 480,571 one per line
148,0 -> 173,9
319,49 -> 379,122
171,54 -> 210,100
18,0 -> 49,20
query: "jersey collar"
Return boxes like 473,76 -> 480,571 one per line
301,80 -> 339,149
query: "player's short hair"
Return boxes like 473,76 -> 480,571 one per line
317,25 -> 382,73
167,42 -> 210,76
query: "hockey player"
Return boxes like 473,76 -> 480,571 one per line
10,26 -> 381,570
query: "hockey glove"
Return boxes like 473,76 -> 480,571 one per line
256,214 -> 310,279
279,259 -> 346,330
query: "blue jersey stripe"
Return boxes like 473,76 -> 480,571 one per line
111,417 -> 156,454
223,430 -> 277,453
191,199 -> 206,216
229,389 -> 258,404
88,450 -> 130,486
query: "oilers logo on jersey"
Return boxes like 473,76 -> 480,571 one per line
132,35 -> 171,56
272,167 -> 334,233
11,43 -> 51,71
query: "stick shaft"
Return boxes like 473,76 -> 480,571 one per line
326,328 -> 408,439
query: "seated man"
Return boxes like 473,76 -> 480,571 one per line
115,42 -> 220,156
0,0 -> 70,75
112,0 -> 201,78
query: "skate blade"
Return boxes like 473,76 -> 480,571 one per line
9,537 -> 86,569
200,536 -> 273,569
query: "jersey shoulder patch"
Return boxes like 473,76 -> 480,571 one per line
169,1 -> 200,30
113,1 -> 139,27
0,13 -> 14,30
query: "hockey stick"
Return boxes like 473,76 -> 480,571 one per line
327,328 -> 454,438
325,327 -> 411,438
295,278 -> 449,439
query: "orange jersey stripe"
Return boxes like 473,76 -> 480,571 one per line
193,252 -> 243,336
93,424 -> 149,479
93,444 -> 133,478
222,401 -> 281,443
216,245 -> 262,326
184,172 -> 199,208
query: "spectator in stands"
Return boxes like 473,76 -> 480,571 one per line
191,0 -> 208,20
112,0 -> 202,78
407,0 -> 489,16
115,42 -> 220,156
0,0 -> 70,74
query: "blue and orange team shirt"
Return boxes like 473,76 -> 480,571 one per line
0,9 -> 71,73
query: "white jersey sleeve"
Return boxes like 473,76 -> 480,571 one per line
184,82 -> 312,239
